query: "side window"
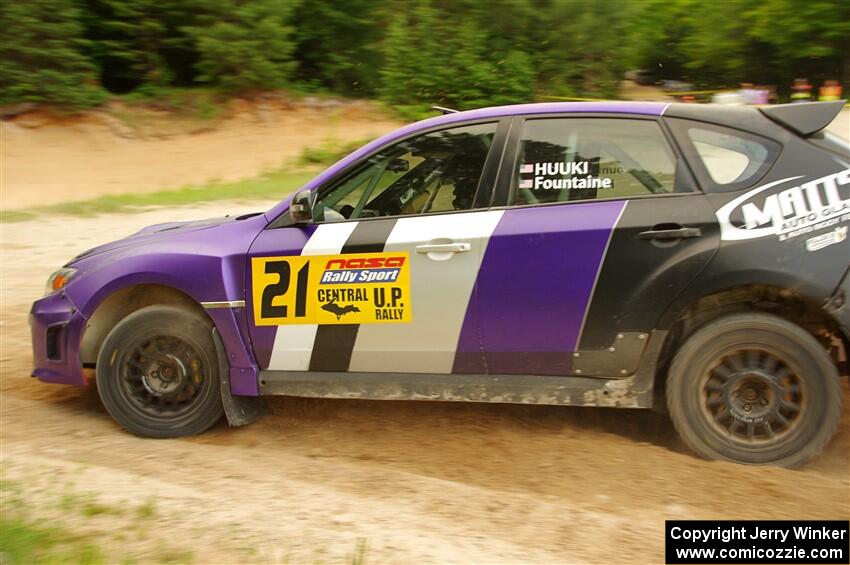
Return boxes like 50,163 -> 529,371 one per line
511,118 -> 679,206
667,118 -> 781,193
688,127 -> 774,185
314,123 -> 497,222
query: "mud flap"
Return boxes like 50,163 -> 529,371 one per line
212,328 -> 266,427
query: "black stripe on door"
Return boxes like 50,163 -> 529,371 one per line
308,219 -> 398,371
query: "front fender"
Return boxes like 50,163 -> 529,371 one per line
67,253 -> 242,319
64,258 -> 261,396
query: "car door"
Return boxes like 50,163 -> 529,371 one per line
246,120 -> 508,374
466,115 -> 720,377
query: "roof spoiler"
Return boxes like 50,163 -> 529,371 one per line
760,100 -> 846,137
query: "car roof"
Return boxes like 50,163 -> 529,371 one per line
416,101 -> 669,126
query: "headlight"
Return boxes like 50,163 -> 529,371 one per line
44,267 -> 78,296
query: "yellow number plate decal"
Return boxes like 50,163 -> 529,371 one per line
252,252 -> 411,326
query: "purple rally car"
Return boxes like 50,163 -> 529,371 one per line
31,100 -> 850,466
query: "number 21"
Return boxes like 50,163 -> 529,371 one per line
260,260 -> 309,319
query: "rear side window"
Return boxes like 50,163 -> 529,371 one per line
511,118 -> 680,206
689,128 -> 769,184
668,119 -> 780,193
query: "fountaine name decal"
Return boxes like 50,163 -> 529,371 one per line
716,169 -> 850,242
518,161 -> 615,191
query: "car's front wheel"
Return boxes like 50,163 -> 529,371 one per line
96,305 -> 223,438
666,312 -> 841,467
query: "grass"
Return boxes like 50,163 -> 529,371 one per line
1,478 -> 194,564
350,538 -> 368,565
136,500 -> 157,520
59,491 -> 123,518
0,169 -> 317,223
0,133 -> 379,223
0,516 -> 105,564
299,137 -> 374,166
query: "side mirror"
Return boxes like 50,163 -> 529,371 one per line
290,189 -> 314,224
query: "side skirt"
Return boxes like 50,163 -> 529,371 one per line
259,330 -> 666,409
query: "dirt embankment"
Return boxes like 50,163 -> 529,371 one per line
1,96 -> 402,211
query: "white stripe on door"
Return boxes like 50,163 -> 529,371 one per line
267,222 -> 359,370
348,210 -> 505,374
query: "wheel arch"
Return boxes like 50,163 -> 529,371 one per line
79,283 -> 210,367
654,283 -> 849,392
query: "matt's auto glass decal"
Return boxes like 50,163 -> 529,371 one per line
716,168 -> 850,246
252,252 -> 411,326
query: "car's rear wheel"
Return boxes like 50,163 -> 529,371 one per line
96,305 -> 223,438
666,312 -> 841,467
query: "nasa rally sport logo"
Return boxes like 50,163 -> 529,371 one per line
320,255 -> 405,285
716,168 -> 850,250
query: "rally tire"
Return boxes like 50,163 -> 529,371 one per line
96,305 -> 224,438
666,313 -> 841,467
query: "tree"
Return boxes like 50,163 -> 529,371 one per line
186,0 -> 299,91
0,0 -> 105,107
749,0 -> 850,86
623,0 -> 694,82
379,0 -> 534,111
533,0 -> 641,98
78,0 -> 201,93
291,0 -> 384,95
678,0 -> 759,87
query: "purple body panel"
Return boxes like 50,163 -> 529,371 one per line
456,201 -> 626,375
30,291 -> 87,385
31,214 -> 270,394
29,101 -> 662,394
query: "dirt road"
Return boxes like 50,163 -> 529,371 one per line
1,204 -> 848,564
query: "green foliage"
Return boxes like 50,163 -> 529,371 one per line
621,0 -> 693,82
291,0 -> 384,96
680,0 -> 757,86
628,0 -> 850,90
535,0 -> 641,98
748,0 -> 850,85
78,0 -> 198,92
136,499 -> 157,520
1,0 -> 847,110
0,516 -> 104,564
0,0 -> 106,107
300,137 -> 375,166
186,0 -> 299,91
379,0 -> 534,110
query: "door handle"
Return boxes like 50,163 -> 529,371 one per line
415,242 -> 472,254
638,227 -> 702,240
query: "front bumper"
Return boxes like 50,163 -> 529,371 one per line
30,291 -> 87,386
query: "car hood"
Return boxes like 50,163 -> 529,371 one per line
66,213 -> 264,266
